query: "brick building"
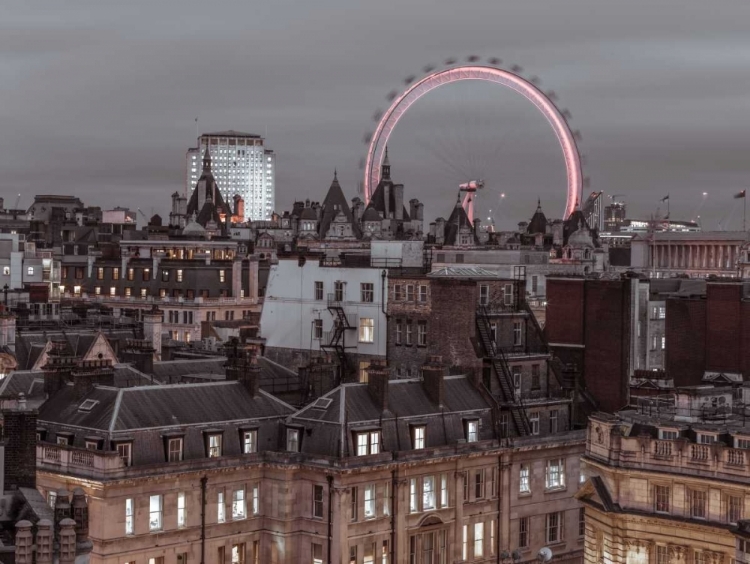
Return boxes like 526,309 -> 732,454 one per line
666,280 -> 750,386
545,275 -> 635,414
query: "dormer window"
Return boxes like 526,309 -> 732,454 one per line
207,434 -> 222,458
411,426 -> 426,450
659,429 -> 678,440
355,431 -> 381,456
168,437 -> 183,462
286,428 -> 301,452
465,420 -> 479,443
697,433 -> 716,444
116,442 -> 132,467
243,430 -> 258,454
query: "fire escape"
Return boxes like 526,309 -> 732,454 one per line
321,291 -> 354,377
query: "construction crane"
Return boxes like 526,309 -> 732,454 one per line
137,208 -> 149,225
609,194 -> 625,204
13,193 -> 21,210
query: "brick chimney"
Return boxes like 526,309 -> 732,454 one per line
42,339 -> 77,397
224,339 -> 261,397
120,339 -> 155,375
72,359 -> 115,398
2,402 -> 38,490
366,359 -> 390,412
142,305 -> 163,361
58,519 -> 77,564
421,355 -> 446,408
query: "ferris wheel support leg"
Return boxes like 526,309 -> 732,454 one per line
462,193 -> 474,225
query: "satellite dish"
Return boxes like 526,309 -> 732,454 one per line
538,547 -> 553,563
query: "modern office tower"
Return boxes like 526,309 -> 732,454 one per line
186,131 -> 275,221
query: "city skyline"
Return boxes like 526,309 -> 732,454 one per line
2,0 -> 750,229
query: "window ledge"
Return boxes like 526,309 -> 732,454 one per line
544,486 -> 567,493
518,491 -> 532,498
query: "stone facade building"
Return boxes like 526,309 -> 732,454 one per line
34,349 -> 586,564
578,386 -> 750,564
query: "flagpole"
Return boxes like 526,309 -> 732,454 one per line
744,194 -> 746,232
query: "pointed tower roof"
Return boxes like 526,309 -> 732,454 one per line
202,147 -> 212,172
527,198 -> 548,234
381,146 -> 391,181
319,171 -> 361,238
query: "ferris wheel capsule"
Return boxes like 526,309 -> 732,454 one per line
546,90 -> 558,101
583,177 -> 591,188
373,109 -> 383,122
404,75 -> 416,85
363,132 -> 373,144
510,65 -> 523,73
487,57 -> 502,65
573,130 -> 583,142
423,65 -> 435,73
358,158 -> 366,170
444,58 -> 457,65
467,55 -> 480,62
386,90 -> 398,101
529,76 -> 541,85
561,109 -> 572,119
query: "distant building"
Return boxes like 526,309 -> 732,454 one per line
603,201 -> 626,232
186,131 -> 275,221
581,191 -> 603,232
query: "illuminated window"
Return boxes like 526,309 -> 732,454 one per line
364,484 -> 376,518
208,434 -> 222,457
218,491 -> 225,523
125,498 -> 134,534
177,492 -> 186,528
412,426 -> 425,449
474,522 -> 484,558
359,318 -> 374,343
177,269 -> 183,282
356,431 -> 380,456
243,430 -> 257,454
409,478 -> 418,513
232,488 -> 246,520
422,476 -> 435,510
286,428 -> 300,452
545,458 -> 565,489
440,474 -> 449,507
149,495 -> 162,531
27,266 -> 34,276
465,420 -> 478,442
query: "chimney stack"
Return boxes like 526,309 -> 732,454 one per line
421,355 -> 446,408
2,402 -> 38,490
366,359 -> 390,412
121,339 -> 155,375
72,359 -> 114,399
42,339 -> 77,396
224,338 -> 261,397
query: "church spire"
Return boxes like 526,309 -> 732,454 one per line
202,146 -> 212,172
381,146 -> 391,181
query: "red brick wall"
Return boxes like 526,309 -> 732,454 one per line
545,279 -> 584,345
583,279 -> 630,413
666,298 -> 706,386
742,301 -> 750,378
428,279 -> 481,372
705,283 -> 742,373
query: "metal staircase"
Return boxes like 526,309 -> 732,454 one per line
476,306 -> 532,436
321,293 -> 354,375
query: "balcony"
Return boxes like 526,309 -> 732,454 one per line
586,435 -> 749,483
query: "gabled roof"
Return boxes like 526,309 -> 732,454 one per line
319,173 -> 361,238
527,199 -> 548,234
443,197 -> 478,245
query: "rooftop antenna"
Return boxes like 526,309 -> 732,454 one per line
195,117 -> 199,144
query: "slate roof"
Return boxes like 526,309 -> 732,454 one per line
443,197 -> 478,246
527,200 -> 548,234
319,173 -> 361,238
151,356 -> 299,392
0,371 -> 44,399
38,381 -> 294,432
14,330 -> 127,371
366,181 -> 411,224
290,376 -> 494,457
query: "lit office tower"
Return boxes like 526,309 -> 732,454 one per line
185,131 -> 275,221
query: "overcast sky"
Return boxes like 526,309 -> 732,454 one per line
3,0 -> 750,230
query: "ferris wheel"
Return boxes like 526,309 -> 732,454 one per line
361,57 -> 587,220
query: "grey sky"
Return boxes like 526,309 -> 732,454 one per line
2,0 -> 750,229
